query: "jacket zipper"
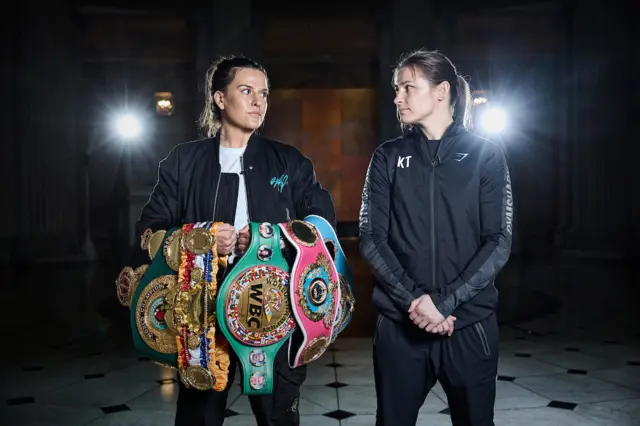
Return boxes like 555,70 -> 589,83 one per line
212,169 -> 222,221
212,167 -> 227,274
430,161 -> 437,294
418,125 -> 452,298
429,142 -> 442,297
240,155 -> 251,221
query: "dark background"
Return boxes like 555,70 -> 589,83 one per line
2,1 -> 639,425
1,0 -> 637,337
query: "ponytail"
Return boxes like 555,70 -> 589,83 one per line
200,64 -> 222,137
455,74 -> 472,130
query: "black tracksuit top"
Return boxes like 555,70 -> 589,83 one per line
359,122 -> 514,329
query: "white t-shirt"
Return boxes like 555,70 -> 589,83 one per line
219,145 -> 249,263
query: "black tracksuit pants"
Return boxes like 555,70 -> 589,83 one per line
373,313 -> 499,426
175,342 -> 305,426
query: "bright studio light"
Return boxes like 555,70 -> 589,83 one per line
115,114 -> 141,139
481,107 -> 507,134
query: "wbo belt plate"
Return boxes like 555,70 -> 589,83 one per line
225,265 -> 296,347
303,214 -> 355,341
280,220 -> 341,368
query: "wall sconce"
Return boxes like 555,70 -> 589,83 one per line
472,89 -> 489,107
155,92 -> 174,116
472,96 -> 488,106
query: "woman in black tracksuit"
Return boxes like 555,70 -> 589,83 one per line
360,49 -> 514,426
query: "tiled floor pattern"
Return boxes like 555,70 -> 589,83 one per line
2,326 -> 639,425
2,257 -> 638,424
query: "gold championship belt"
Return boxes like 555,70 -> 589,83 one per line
115,222 -> 231,391
117,219 -> 355,395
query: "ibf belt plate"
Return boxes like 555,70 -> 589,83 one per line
224,265 -> 296,347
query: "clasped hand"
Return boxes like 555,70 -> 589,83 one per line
409,295 -> 456,336
215,224 -> 251,255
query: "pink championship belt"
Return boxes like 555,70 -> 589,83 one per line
279,220 -> 341,367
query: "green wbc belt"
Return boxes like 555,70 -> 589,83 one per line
216,222 -> 296,395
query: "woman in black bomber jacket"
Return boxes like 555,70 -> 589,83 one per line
134,55 -> 335,426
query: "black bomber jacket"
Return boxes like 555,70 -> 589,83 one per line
135,132 -> 336,237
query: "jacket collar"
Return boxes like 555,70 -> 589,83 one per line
207,131 -> 263,160
408,120 -> 465,164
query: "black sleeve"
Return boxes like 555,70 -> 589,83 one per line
359,147 -> 426,311
134,146 -> 181,237
435,146 -> 514,318
292,155 -> 337,229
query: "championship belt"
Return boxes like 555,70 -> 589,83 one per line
216,222 -> 296,395
126,228 -> 181,368
118,222 -> 232,392
279,220 -> 341,368
170,222 -> 231,392
303,215 -> 355,342
115,225 -> 165,308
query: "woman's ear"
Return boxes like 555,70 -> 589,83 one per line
436,81 -> 450,102
214,91 -> 224,110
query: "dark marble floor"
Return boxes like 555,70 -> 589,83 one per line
1,255 -> 638,425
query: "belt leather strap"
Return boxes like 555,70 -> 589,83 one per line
216,222 -> 296,395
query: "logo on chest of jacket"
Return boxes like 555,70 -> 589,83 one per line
270,174 -> 289,193
397,155 -> 412,169
455,153 -> 469,162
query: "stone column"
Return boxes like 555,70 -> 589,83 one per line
561,0 -> 632,256
8,1 -> 82,263
629,0 -> 640,254
0,12 -> 16,263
